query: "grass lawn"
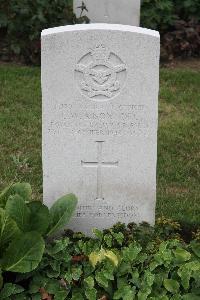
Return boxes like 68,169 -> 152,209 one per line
0,64 -> 199,227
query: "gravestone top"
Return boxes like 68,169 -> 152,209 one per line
42,23 -> 159,37
42,23 -> 160,235
73,0 -> 141,26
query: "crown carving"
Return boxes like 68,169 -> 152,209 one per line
91,44 -> 110,62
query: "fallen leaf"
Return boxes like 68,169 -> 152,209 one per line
99,296 -> 108,300
72,255 -> 87,262
39,287 -> 53,300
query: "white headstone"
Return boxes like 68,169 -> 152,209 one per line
74,0 -> 140,26
42,24 -> 160,235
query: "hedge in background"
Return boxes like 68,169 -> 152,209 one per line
141,0 -> 200,32
141,0 -> 200,60
0,0 -> 200,64
0,0 -> 88,65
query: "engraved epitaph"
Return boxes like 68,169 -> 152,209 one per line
42,24 -> 160,235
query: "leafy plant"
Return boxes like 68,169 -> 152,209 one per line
1,0 -> 200,63
141,0 -> 200,31
141,0 -> 200,60
0,216 -> 199,299
0,183 -> 200,298
0,0 -> 89,64
162,19 -> 200,60
0,182 -> 77,288
141,0 -> 175,32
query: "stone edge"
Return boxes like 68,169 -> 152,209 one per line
41,23 -> 160,38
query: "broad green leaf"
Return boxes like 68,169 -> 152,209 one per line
0,283 -> 24,299
171,296 -> 182,300
113,232 -> 124,245
85,287 -> 97,300
92,228 -> 103,241
64,272 -> 73,283
118,261 -> 132,276
149,260 -> 160,271
84,276 -> 94,288
71,290 -> 84,300
54,290 -> 68,300
179,261 -> 200,275
0,183 -> 13,208
31,294 -> 41,300
89,251 -> 103,268
47,194 -> 78,236
0,208 -> 20,250
129,269 -> 140,287
46,238 -> 70,255
45,279 -> 68,299
104,250 -> 119,266
117,277 -> 128,289
9,183 -> 32,202
163,279 -> 180,294
2,232 -> 45,273
154,243 -> 173,267
0,183 -> 32,208
102,263 -> 114,281
178,260 -> 200,289
173,248 -> 191,262
190,241 -> 200,258
95,272 -> 109,288
113,288 -> 124,299
50,260 -> 61,273
5,194 -> 30,232
113,285 -> 135,300
72,266 -> 82,280
186,260 -> 200,271
137,287 -> 151,300
27,201 -> 50,234
123,243 -> 142,261
182,294 -> 200,300
144,270 -> 155,287
89,248 -> 118,268
29,274 -> 48,293
178,265 -> 191,289
47,268 -> 60,278
104,233 -> 113,247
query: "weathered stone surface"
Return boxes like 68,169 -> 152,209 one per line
41,24 -> 160,235
74,0 -> 140,26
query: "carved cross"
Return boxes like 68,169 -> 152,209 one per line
81,141 -> 119,200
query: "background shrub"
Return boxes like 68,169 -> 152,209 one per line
0,0 -> 88,65
141,0 -> 200,31
141,0 -> 200,60
141,0 -> 175,32
0,0 -> 200,64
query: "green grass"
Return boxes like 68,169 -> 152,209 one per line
0,65 -> 42,199
0,64 -> 199,226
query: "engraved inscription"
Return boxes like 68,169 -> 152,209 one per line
75,44 -> 127,100
49,103 -> 152,137
76,204 -> 139,219
82,141 -> 118,200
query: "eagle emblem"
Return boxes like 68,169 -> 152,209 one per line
75,45 -> 127,100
